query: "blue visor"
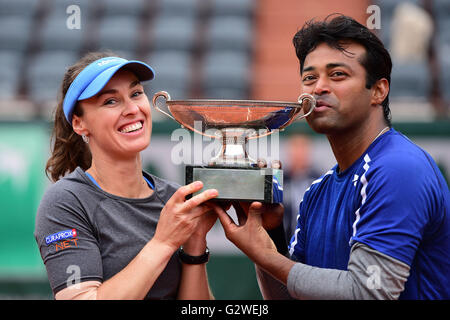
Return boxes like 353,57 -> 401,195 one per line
63,57 -> 155,124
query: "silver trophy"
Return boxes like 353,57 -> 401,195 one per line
151,91 -> 316,203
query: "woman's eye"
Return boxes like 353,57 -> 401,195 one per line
132,90 -> 143,98
104,98 -> 117,105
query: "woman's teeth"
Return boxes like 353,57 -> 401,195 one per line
120,122 -> 142,133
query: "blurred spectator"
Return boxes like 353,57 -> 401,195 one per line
282,134 -> 321,242
390,2 -> 433,63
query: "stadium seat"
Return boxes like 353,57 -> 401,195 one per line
375,0 -> 420,49
0,0 -> 39,17
210,0 -> 255,17
202,50 -> 250,99
437,44 -> 450,101
151,16 -> 197,52
145,50 -> 192,99
39,14 -> 86,52
441,72 -> 450,102
204,16 -> 253,52
97,16 -> 140,54
45,0 -> 95,23
390,60 -> 430,99
98,0 -> 146,17
26,51 -> 78,102
0,16 -> 32,52
436,19 -> 450,47
157,0 -> 200,18
433,0 -> 450,21
0,51 -> 22,100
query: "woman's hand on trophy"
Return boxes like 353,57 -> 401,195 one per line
153,181 -> 219,252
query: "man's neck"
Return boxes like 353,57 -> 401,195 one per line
327,122 -> 389,173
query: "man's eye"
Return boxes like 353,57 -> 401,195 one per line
302,75 -> 315,82
331,71 -> 346,77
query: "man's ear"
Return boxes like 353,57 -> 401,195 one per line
72,114 -> 88,137
371,78 -> 389,106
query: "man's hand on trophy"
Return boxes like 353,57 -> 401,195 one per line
214,201 -> 278,263
231,158 -> 284,230
232,201 -> 284,231
256,158 -> 282,170
256,158 -> 267,168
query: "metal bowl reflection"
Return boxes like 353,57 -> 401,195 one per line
151,91 -> 315,137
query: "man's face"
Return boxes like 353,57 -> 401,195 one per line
300,42 -> 373,135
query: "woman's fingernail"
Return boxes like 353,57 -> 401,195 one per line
195,181 -> 203,188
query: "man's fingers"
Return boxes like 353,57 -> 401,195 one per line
211,202 -> 238,234
257,158 -> 267,168
232,201 -> 247,225
271,160 -> 282,169
248,201 -> 263,211
247,202 -> 263,223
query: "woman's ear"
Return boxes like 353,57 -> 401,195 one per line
72,114 -> 88,137
371,78 -> 389,106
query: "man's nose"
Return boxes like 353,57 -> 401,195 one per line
313,77 -> 331,96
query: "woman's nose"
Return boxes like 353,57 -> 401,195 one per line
122,99 -> 139,115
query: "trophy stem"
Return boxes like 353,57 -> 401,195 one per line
209,128 -> 256,167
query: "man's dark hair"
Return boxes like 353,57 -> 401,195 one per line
293,14 -> 392,127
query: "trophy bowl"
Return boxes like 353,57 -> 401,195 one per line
151,91 -> 316,203
152,91 -> 315,135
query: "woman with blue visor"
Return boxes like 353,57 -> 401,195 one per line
34,52 -> 219,300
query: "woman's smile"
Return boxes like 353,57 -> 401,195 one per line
119,120 -> 144,134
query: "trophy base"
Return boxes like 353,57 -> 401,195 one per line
185,165 -> 283,203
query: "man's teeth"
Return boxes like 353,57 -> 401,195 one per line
120,122 -> 142,133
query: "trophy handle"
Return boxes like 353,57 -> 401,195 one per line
151,91 -> 175,121
297,93 -> 316,119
